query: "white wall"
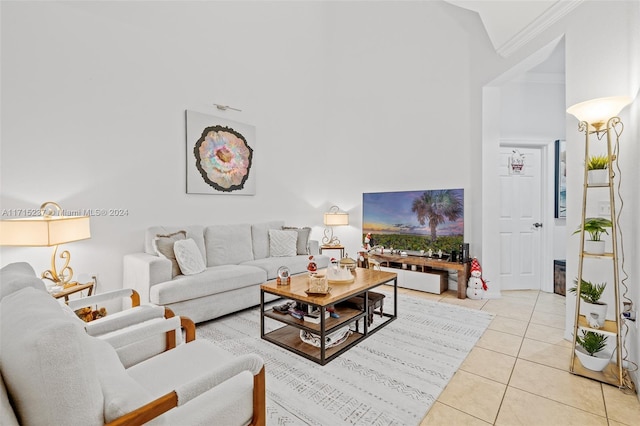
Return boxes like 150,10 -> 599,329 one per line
1,1 -> 481,292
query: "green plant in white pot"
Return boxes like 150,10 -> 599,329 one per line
586,154 -> 609,185
573,217 -> 612,255
575,330 -> 611,371
569,278 -> 607,328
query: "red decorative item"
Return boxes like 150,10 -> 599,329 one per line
470,258 -> 488,291
307,255 -> 317,273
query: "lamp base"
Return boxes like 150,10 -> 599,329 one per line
41,245 -> 76,287
322,228 -> 341,246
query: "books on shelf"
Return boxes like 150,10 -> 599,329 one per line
303,309 -> 330,324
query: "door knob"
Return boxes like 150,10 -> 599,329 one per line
533,222 -> 543,228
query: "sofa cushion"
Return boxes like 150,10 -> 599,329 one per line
268,229 -> 297,257
205,224 -> 254,267
250,221 -> 285,260
127,341 -> 232,395
150,265 -> 267,305
283,226 -> 312,255
0,287 -> 103,425
174,238 -> 206,275
153,230 -> 187,278
243,254 -> 329,280
0,262 -> 47,300
145,225 -> 206,261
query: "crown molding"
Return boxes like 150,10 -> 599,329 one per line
497,0 -> 583,57
511,72 -> 565,85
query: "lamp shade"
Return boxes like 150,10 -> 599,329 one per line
567,96 -> 632,130
324,211 -> 349,226
0,216 -> 91,247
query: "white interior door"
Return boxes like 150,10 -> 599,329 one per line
499,147 -> 543,290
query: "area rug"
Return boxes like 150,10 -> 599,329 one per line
196,292 -> 494,426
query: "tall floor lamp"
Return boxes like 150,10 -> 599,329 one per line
0,201 -> 91,287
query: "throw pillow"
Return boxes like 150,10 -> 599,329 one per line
173,238 -> 206,275
153,230 -> 187,278
268,229 -> 298,257
283,226 -> 312,255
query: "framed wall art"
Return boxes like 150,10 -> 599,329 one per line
554,139 -> 566,218
185,110 -> 256,195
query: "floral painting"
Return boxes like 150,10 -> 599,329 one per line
186,110 -> 256,195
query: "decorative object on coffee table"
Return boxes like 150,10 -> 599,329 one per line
276,266 -> 290,285
307,274 -> 329,294
326,258 -> 355,284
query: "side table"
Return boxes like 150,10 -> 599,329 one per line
319,245 -> 345,258
51,281 -> 94,302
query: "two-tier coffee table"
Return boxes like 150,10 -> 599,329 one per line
260,267 -> 397,365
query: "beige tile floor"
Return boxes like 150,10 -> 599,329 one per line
390,287 -> 640,426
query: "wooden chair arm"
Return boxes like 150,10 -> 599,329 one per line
130,290 -> 140,307
164,316 -> 195,351
105,391 -> 177,426
181,316 -> 196,343
249,366 -> 266,426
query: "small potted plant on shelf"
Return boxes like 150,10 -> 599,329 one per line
587,154 -> 609,185
575,329 -> 611,371
573,217 -> 612,255
569,278 -> 607,328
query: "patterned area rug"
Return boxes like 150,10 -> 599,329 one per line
197,292 -> 494,426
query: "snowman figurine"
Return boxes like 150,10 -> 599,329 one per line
467,257 -> 488,300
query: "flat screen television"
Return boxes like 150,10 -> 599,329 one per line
362,188 -> 464,255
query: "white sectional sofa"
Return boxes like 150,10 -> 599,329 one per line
123,221 -> 329,323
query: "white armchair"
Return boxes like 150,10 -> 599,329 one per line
0,262 -> 266,426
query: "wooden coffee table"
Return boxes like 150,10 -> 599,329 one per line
260,267 -> 397,365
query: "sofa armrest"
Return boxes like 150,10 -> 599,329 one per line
309,239 -> 320,255
123,253 -> 172,304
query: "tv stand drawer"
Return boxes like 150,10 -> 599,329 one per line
381,266 -> 448,294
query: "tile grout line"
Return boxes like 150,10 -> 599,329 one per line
489,290 -> 541,424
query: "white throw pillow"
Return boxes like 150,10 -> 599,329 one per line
153,230 -> 187,278
173,238 -> 206,275
269,229 -> 298,257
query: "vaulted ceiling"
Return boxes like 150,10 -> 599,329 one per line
444,0 -> 583,57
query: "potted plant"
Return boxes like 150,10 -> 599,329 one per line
573,217 -> 612,255
569,278 -> 607,328
587,154 -> 609,185
575,330 -> 611,371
